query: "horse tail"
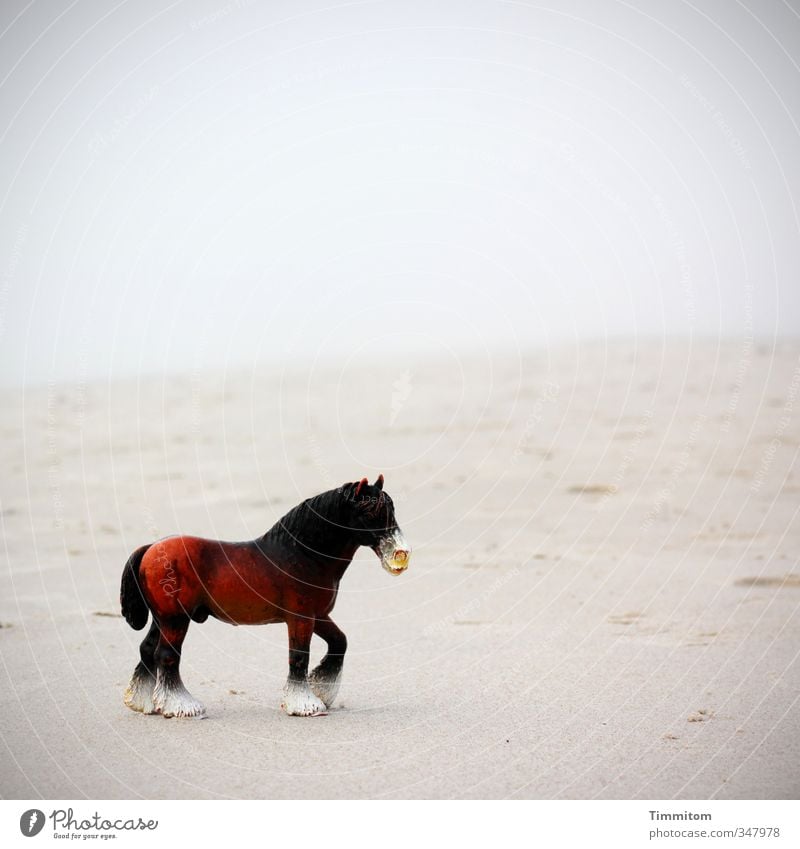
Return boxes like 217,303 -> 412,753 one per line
120,545 -> 151,630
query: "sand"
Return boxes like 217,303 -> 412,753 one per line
1,338 -> 798,799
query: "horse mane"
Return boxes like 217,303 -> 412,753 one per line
261,487 -> 349,553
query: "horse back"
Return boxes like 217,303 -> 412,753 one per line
138,535 -> 291,625
138,534 -> 339,625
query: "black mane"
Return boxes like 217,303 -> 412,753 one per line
261,487 -> 350,554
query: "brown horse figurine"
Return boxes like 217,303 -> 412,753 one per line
120,475 -> 410,717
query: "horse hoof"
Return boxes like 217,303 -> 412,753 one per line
154,692 -> 207,718
281,698 -> 328,717
124,671 -> 156,714
308,667 -> 341,709
123,691 -> 145,713
158,706 -> 207,719
283,705 -> 328,717
152,681 -> 207,718
282,681 -> 328,716
156,700 -> 207,718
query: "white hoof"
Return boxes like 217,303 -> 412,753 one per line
282,679 -> 328,716
152,671 -> 206,718
309,665 -> 341,709
124,666 -> 155,714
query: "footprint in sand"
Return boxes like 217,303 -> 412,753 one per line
568,484 -> 618,495
735,575 -> 800,588
608,612 -> 642,626
688,709 -> 713,722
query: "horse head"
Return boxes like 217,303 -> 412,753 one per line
341,474 -> 411,575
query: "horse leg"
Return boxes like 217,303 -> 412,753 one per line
309,615 -> 347,708
123,620 -> 159,713
151,616 -> 206,718
281,616 -> 327,716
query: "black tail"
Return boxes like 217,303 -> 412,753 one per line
120,545 -> 151,630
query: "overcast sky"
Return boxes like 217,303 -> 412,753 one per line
1,0 -> 798,386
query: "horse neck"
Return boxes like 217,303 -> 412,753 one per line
262,491 -> 360,571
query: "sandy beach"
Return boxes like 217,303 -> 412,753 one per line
1,338 -> 798,799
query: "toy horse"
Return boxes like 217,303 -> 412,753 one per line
120,475 -> 410,717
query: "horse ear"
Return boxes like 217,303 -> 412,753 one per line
354,477 -> 368,497
374,474 -> 384,491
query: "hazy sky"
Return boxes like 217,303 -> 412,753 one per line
1,0 -> 798,385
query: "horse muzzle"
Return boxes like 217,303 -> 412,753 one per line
375,530 -> 411,575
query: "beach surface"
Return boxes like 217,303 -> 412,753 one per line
1,339 -> 798,799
